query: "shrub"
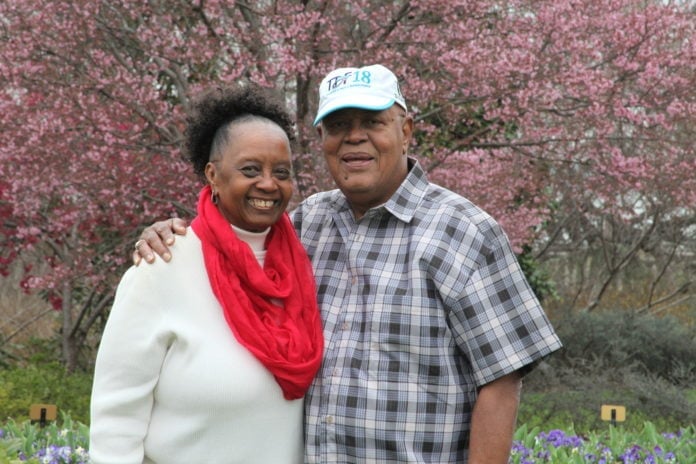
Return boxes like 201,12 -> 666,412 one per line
520,310 -> 696,431
550,310 -> 695,384
0,363 -> 91,425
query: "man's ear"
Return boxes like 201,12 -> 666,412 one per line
401,115 -> 414,153
316,124 -> 323,139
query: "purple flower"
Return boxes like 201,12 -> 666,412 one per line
537,429 -> 584,449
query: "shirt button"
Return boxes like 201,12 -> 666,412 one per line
351,276 -> 357,285
326,415 -> 334,424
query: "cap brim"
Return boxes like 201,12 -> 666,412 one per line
313,95 -> 395,126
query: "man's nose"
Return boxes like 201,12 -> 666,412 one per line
345,119 -> 368,141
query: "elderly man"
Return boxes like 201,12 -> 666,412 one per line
134,64 -> 562,463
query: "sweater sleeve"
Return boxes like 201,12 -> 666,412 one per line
90,263 -> 171,464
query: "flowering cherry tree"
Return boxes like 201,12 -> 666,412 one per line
1,0 -> 693,369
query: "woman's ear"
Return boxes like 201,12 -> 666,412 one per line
204,161 -> 216,186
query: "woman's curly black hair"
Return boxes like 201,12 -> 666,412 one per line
185,84 -> 296,179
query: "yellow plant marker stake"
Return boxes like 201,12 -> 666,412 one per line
29,403 -> 57,427
600,404 -> 626,426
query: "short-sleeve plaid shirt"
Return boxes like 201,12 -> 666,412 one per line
292,159 -> 562,463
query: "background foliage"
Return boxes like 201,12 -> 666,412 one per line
1,312 -> 693,433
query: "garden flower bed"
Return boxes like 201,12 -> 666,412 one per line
510,423 -> 694,463
0,416 -> 693,463
0,415 -> 88,464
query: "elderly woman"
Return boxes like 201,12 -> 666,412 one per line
89,85 -> 323,464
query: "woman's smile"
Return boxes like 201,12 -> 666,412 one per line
248,198 -> 278,209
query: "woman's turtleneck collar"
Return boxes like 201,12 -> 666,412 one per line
231,224 -> 269,265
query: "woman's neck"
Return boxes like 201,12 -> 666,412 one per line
231,225 -> 270,265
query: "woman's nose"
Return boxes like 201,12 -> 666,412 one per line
256,172 -> 279,190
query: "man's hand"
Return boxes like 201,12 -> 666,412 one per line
132,218 -> 188,265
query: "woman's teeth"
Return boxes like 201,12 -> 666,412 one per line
249,199 -> 275,209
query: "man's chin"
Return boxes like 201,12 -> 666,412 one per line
336,176 -> 376,193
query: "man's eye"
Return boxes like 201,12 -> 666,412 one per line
239,166 -> 260,177
326,120 -> 348,130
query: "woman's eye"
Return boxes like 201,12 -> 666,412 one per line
239,166 -> 260,177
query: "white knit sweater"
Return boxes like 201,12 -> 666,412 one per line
90,227 -> 303,464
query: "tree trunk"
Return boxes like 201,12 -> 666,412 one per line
61,281 -> 77,373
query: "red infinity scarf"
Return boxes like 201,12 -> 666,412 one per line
191,185 -> 323,400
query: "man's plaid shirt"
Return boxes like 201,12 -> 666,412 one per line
292,159 -> 562,463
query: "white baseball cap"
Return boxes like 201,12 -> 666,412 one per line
313,64 -> 407,126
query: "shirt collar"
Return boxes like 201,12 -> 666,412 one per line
384,158 -> 429,223
329,157 -> 429,223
